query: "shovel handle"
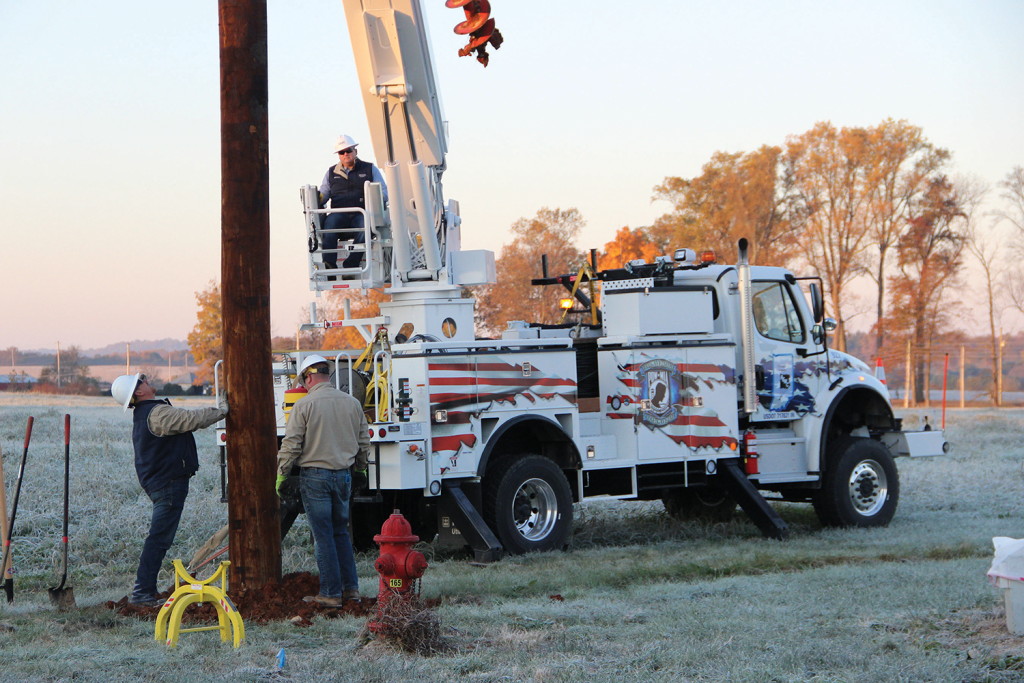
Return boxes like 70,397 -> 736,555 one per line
65,414 -> 70,445
24,416 -> 33,448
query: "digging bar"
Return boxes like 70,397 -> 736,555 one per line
0,438 -> 12,601
48,414 -> 76,610
1,416 -> 33,603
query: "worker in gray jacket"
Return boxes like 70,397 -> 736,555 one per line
111,373 -> 227,607
276,354 -> 369,606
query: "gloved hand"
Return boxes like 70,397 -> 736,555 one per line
218,393 -> 229,415
352,468 -> 368,495
275,474 -> 287,497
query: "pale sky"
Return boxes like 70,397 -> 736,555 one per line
1,0 -> 1022,350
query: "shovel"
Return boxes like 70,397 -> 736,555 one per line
48,414 -> 75,610
1,416 -> 33,603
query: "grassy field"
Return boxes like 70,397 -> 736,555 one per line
0,395 -> 1022,682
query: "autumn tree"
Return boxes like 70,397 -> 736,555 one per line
785,122 -> 877,352
863,119 -> 950,353
651,145 -> 800,266
960,176 -> 1002,403
475,208 -> 586,335
597,226 -> 660,270
886,176 -> 966,404
187,280 -> 222,385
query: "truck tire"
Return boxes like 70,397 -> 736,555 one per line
813,437 -> 899,528
662,488 -> 736,522
483,455 -> 573,554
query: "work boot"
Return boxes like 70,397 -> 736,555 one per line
342,589 -> 361,602
306,594 -> 344,607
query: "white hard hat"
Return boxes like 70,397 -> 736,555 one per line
111,373 -> 141,412
334,134 -> 358,152
297,354 -> 332,379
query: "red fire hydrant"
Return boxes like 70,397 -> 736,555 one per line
370,511 -> 428,632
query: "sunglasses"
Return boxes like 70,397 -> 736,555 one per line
338,148 -> 356,155
137,374 -> 148,386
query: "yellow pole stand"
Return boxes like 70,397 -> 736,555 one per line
154,560 -> 245,648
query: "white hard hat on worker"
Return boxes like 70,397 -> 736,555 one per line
297,354 -> 332,381
111,373 -> 142,412
334,134 -> 358,153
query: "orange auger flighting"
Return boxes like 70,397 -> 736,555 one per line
446,0 -> 503,66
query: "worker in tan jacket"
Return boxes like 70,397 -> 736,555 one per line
276,354 -> 369,606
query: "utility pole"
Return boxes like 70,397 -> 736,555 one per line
126,342 -> 130,375
56,341 -> 61,388
219,0 -> 281,590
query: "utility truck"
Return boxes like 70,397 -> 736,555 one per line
218,0 -> 948,561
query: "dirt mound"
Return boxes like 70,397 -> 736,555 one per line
106,572 -> 378,626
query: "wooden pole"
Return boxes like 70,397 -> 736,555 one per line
219,0 -> 281,590
959,345 -> 965,409
56,341 -> 61,388
998,331 -> 1004,407
904,338 -> 911,409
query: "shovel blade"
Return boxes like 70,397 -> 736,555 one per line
48,586 -> 76,611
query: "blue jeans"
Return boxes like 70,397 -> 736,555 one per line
132,477 -> 190,602
322,211 -> 366,269
299,468 -> 358,597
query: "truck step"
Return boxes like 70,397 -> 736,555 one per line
720,460 -> 790,540
440,481 -> 503,563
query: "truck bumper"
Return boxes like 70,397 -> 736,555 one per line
881,430 -> 950,457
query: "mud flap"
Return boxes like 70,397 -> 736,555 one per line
720,460 -> 790,540
440,481 -> 503,563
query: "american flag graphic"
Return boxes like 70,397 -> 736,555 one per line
606,351 -> 738,451
428,358 -> 578,459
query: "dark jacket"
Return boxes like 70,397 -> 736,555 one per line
327,158 -> 374,209
132,399 -> 200,496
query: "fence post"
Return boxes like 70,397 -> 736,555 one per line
959,345 -> 965,408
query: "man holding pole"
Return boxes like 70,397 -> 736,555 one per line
111,373 -> 228,606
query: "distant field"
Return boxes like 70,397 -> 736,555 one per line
7,366 -> 195,384
0,395 -> 1022,682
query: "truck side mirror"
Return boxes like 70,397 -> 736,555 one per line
809,283 -> 824,323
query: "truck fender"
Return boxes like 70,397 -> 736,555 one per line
476,414 -> 582,479
817,385 -> 895,470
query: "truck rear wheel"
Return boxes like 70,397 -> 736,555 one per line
483,455 -> 573,554
813,437 -> 899,528
662,488 -> 737,522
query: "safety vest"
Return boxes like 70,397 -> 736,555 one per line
327,159 -> 374,209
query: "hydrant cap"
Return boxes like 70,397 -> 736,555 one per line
373,512 -> 419,544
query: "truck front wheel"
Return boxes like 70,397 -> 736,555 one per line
484,455 -> 573,554
813,437 -> 899,528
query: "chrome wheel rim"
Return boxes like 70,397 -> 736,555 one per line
512,477 -> 559,541
848,459 -> 888,517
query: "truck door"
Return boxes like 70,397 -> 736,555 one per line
749,280 -> 824,421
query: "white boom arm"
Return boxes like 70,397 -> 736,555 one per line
342,0 -> 447,283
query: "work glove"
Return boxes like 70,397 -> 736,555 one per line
275,474 -> 287,497
352,468 -> 368,496
218,393 -> 229,415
